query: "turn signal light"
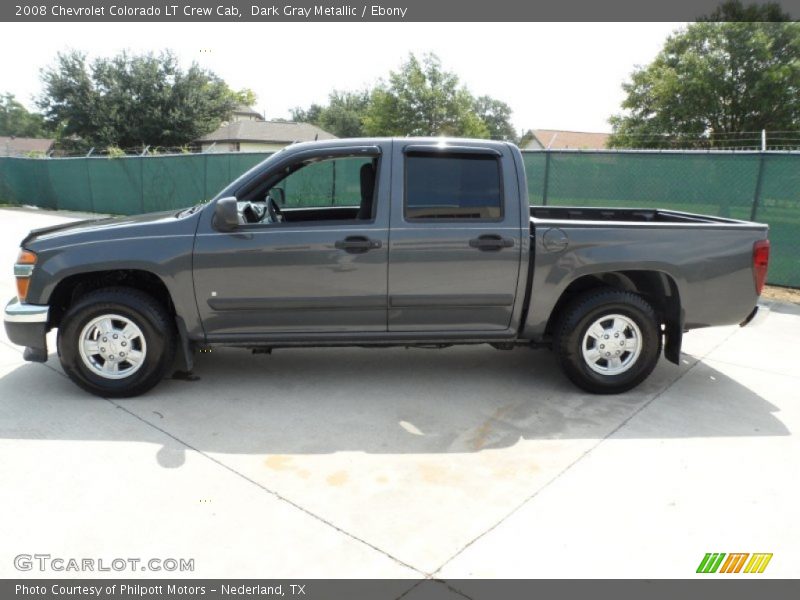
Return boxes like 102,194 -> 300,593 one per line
14,248 -> 37,302
15,277 -> 30,302
16,249 -> 37,264
753,239 -> 770,296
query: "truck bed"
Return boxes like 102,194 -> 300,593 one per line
530,206 -> 754,225
522,204 -> 769,343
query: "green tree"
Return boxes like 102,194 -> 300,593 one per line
291,103 -> 324,125
518,129 -> 536,149
608,1 -> 800,148
363,53 -> 490,138
291,90 -> 369,137
700,0 -> 788,21
473,95 -> 517,141
291,53 -> 517,139
235,88 -> 258,108
0,93 -> 49,137
38,50 -> 249,149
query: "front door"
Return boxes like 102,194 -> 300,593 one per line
193,149 -> 390,337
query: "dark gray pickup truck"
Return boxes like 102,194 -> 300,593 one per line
4,138 -> 770,397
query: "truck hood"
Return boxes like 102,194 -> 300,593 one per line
22,209 -> 197,249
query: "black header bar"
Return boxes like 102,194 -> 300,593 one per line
3,0 -> 800,22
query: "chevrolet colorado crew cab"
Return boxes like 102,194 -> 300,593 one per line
4,138 -> 770,397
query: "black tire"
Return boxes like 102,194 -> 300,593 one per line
553,288 -> 662,394
57,287 -> 176,398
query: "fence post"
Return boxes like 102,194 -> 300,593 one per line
750,152 -> 766,222
85,158 -> 95,213
331,160 -> 337,205
203,153 -> 208,200
139,158 -> 145,214
541,151 -> 551,206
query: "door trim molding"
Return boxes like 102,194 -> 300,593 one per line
207,296 -> 387,311
388,294 -> 514,308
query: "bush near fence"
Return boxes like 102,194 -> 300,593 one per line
0,150 -> 797,287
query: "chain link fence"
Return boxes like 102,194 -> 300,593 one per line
0,149 -> 797,287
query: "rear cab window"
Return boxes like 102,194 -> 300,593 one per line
404,152 -> 503,221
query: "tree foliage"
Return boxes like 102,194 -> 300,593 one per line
363,54 -> 489,138
699,0 -> 788,22
38,50 -> 249,149
292,53 -> 517,140
608,1 -> 800,148
473,95 -> 517,141
292,90 -> 370,137
0,93 -> 49,138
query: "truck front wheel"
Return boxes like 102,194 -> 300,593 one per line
553,288 -> 662,394
57,287 -> 176,398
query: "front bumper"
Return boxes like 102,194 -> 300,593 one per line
740,303 -> 771,327
4,297 -> 50,362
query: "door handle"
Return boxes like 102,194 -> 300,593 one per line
469,234 -> 514,251
335,236 -> 382,253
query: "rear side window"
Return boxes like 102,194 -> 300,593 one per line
405,153 -> 503,220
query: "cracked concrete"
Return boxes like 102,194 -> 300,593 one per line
0,208 -> 797,585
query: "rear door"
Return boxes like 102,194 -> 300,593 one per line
387,143 -> 524,332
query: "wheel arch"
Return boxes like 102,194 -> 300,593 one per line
46,269 -> 176,330
545,270 -> 683,364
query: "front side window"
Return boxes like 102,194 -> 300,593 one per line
405,153 -> 502,220
238,154 -> 379,226
276,156 -> 376,210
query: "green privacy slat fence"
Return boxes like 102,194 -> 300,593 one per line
0,150 -> 798,287
0,152 -> 274,216
521,151 -> 799,288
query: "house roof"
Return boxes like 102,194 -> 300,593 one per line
0,136 -> 55,157
196,120 -> 337,144
232,104 -> 264,119
526,129 -> 610,150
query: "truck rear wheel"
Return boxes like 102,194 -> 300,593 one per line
553,288 -> 662,394
57,287 -> 176,398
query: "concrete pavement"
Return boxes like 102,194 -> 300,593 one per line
0,207 -> 797,585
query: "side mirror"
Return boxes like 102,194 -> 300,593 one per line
214,196 -> 239,231
269,187 -> 286,206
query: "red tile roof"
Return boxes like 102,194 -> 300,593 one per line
196,120 -> 336,144
0,136 -> 54,156
527,130 -> 610,150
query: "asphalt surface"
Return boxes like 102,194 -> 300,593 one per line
0,207 -> 797,584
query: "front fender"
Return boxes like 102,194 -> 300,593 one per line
25,232 -> 202,339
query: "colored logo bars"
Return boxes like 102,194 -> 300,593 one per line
697,553 -> 773,574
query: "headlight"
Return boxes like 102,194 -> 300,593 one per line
14,249 -> 37,302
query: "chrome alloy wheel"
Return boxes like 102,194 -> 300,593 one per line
78,314 -> 147,379
581,313 -> 642,375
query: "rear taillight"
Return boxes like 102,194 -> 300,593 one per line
753,239 -> 770,296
